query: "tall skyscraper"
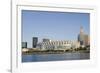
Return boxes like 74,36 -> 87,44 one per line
22,42 -> 27,48
32,37 -> 38,48
84,34 -> 90,46
78,26 -> 85,46
80,26 -> 84,34
78,26 -> 90,46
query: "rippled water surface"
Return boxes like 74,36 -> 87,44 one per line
22,53 -> 90,62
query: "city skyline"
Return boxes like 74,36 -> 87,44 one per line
22,10 -> 90,48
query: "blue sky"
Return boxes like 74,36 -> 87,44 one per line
22,10 -> 90,48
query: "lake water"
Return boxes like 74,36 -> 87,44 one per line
22,53 -> 90,62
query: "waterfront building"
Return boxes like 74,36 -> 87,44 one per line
32,37 -> 38,48
41,40 -> 80,50
36,42 -> 42,50
22,42 -> 27,48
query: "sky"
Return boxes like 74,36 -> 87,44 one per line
22,10 -> 90,48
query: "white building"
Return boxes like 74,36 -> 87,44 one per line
40,40 -> 80,50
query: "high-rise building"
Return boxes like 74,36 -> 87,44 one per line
22,42 -> 27,48
32,37 -> 38,48
78,26 -> 90,47
78,26 -> 85,46
84,34 -> 90,46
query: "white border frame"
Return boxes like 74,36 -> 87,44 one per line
11,1 -> 97,73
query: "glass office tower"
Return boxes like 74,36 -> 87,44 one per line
32,37 -> 38,48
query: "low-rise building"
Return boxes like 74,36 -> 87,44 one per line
22,42 -> 27,48
38,40 -> 80,50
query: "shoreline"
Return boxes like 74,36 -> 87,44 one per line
22,50 -> 90,55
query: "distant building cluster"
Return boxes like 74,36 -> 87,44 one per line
78,26 -> 90,47
22,26 -> 90,50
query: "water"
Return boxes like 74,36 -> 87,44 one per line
22,53 -> 90,62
